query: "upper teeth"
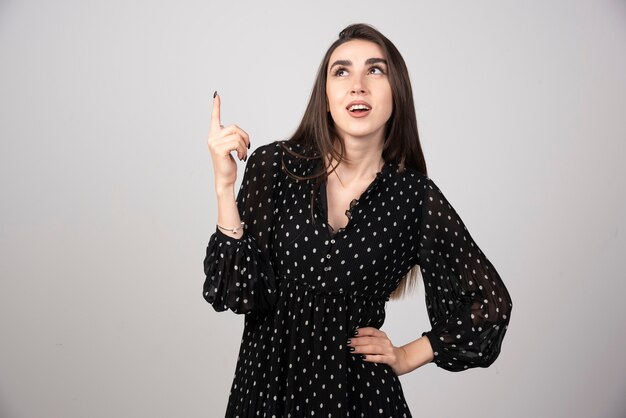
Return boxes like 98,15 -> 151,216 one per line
349,104 -> 370,111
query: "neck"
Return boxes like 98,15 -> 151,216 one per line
326,135 -> 385,183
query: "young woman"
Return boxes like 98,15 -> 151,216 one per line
204,23 -> 513,417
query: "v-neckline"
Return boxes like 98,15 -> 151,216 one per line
318,160 -> 391,237
323,184 -> 358,236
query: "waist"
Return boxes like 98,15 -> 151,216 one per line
276,274 -> 390,302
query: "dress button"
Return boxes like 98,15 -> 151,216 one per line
330,239 -> 335,244
326,254 -> 331,259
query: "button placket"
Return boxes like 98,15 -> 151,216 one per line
324,249 -> 332,271
323,236 -> 336,273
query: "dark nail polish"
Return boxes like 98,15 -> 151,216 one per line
243,155 -> 247,162
360,354 -> 366,360
247,142 -> 250,149
213,90 -> 217,98
346,339 -> 351,345
352,329 -> 359,336
349,347 -> 355,352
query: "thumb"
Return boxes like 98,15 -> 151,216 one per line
210,91 -> 221,132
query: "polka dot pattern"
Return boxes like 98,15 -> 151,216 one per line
203,140 -> 513,416
416,176 -> 513,372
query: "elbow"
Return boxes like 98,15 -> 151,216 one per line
479,307 -> 512,369
483,285 -> 513,329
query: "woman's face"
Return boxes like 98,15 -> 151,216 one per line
326,39 -> 393,145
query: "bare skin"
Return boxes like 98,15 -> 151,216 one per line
207,93 -> 249,240
347,327 -> 434,376
324,155 -> 384,231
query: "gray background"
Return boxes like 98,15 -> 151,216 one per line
1,0 -> 625,417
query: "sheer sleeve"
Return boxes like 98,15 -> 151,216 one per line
202,143 -> 280,315
417,177 -> 513,371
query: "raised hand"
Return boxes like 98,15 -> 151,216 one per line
207,92 -> 251,193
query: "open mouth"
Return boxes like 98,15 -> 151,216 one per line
347,103 -> 371,117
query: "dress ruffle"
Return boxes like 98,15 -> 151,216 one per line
328,198 -> 357,236
321,161 -> 393,237
203,227 -> 278,315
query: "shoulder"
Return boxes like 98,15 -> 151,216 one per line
249,140 -> 282,161
244,140 -> 283,174
394,165 -> 433,193
391,166 -> 452,211
248,139 -> 310,162
277,139 -> 319,179
245,139 -> 316,182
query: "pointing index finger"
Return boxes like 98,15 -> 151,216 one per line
211,91 -> 221,132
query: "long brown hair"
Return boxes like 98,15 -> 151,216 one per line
279,23 -> 427,300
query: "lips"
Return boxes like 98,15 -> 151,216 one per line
346,100 -> 372,111
346,100 -> 372,118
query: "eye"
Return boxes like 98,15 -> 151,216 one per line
333,67 -> 349,77
369,66 -> 386,75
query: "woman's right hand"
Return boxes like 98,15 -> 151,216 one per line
207,92 -> 251,193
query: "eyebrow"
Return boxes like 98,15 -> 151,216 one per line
328,58 -> 388,71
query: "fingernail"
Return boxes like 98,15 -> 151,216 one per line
247,142 -> 250,149
349,347 -> 355,352
346,339 -> 351,345
352,329 -> 359,336
360,354 -> 366,360
213,90 -> 218,98
243,155 -> 247,162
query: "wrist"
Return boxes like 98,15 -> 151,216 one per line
396,335 -> 435,375
215,183 -> 235,199
391,346 -> 412,376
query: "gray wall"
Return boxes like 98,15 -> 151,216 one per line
1,0 -> 625,417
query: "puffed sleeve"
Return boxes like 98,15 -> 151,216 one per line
417,177 -> 513,371
202,143 -> 280,315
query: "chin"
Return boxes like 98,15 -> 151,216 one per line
340,126 -> 385,140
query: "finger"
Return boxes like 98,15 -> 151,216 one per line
349,336 -> 377,345
217,134 -> 248,159
210,92 -> 221,133
355,327 -> 375,333
235,125 -> 251,148
215,132 -> 247,153
221,124 -> 250,148
210,122 -> 251,154
353,327 -> 381,336
359,354 -> 385,362
351,342 -> 390,357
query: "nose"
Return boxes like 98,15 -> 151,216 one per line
351,74 -> 367,94
351,86 -> 366,94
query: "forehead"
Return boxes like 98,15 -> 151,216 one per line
328,39 -> 386,65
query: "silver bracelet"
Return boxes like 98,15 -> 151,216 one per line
217,221 -> 246,234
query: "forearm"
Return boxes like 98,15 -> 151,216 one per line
215,184 -> 243,240
396,335 -> 434,376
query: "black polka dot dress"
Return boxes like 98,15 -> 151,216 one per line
203,140 -> 513,417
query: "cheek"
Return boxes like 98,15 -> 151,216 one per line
383,91 -> 393,117
327,89 -> 342,106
